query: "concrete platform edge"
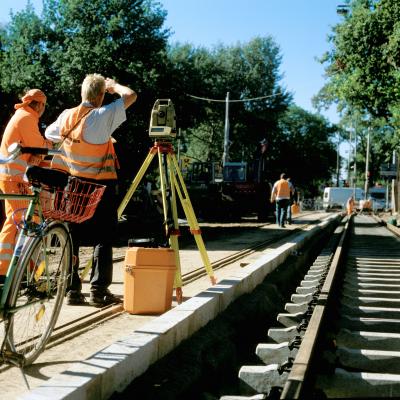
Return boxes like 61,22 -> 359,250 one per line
20,215 -> 338,400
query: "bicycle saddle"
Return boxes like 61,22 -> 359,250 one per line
25,166 -> 69,189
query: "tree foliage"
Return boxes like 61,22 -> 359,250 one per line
314,0 -> 400,186
275,106 -> 337,196
167,37 -> 292,163
315,0 -> 400,120
0,0 -> 337,198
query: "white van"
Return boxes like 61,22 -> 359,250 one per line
369,186 -> 387,211
323,187 -> 364,210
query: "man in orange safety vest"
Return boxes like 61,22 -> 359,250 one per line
45,74 -> 136,307
270,172 -> 292,228
0,89 -> 51,281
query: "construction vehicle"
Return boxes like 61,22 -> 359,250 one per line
184,157 -> 273,221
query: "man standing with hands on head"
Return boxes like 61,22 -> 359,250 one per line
45,74 -> 137,306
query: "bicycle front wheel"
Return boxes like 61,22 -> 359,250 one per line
5,222 -> 72,365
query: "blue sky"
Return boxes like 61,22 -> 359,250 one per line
0,0 -> 343,124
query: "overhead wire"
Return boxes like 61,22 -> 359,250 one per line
185,92 -> 282,103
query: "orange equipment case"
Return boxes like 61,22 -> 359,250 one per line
124,247 -> 176,315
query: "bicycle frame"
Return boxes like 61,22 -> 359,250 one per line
0,187 -> 45,316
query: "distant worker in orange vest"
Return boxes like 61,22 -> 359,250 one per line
270,172 -> 291,228
346,196 -> 354,215
0,89 -> 51,282
286,177 -> 296,225
45,74 -> 137,306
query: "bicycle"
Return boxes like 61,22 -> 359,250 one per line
0,143 -> 105,368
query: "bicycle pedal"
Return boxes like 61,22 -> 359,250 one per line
2,350 -> 26,367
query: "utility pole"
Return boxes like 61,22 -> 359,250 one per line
364,127 -> 370,198
222,92 -> 230,167
354,124 -> 357,189
336,139 -> 340,186
347,129 -> 352,185
392,150 -> 397,212
177,127 -> 182,165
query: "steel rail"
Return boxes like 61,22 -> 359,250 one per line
280,216 -> 352,399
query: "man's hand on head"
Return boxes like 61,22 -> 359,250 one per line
105,78 -> 117,94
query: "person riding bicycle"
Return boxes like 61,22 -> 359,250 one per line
0,89 -> 51,281
45,74 -> 136,307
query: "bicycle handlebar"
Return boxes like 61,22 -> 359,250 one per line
0,143 -> 61,164
20,146 -> 61,156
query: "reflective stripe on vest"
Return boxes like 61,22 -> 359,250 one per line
50,105 -> 118,180
0,157 -> 28,177
276,179 -> 290,198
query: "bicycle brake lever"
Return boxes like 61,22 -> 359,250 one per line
5,142 -> 22,161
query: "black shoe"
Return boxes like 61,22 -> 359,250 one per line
66,290 -> 87,305
89,289 -> 122,308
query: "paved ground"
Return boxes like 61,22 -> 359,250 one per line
1,211 -> 330,399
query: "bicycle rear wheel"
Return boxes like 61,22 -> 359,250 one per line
4,222 -> 72,365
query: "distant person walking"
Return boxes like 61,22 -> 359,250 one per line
271,173 -> 291,228
286,177 -> 296,224
346,196 -> 354,216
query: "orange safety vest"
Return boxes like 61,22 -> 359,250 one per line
275,179 -> 290,198
0,105 -> 49,275
0,107 -> 49,181
51,105 -> 118,180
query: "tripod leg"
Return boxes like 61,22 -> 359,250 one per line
157,150 -> 169,236
159,152 -> 184,303
168,154 -> 216,285
166,154 -> 184,303
117,148 -> 156,219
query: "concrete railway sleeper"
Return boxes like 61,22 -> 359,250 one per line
223,214 -> 400,400
222,217 -> 347,399
314,214 -> 400,399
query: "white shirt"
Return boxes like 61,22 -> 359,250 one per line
45,98 -> 126,144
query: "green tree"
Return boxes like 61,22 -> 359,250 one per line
315,0 -> 400,122
0,0 -> 171,185
275,106 -> 338,197
167,37 -> 292,163
0,2 -> 50,131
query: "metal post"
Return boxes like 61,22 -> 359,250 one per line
222,92 -> 230,167
354,124 -> 357,189
386,181 -> 389,211
364,127 -> 370,198
347,130 -> 352,185
336,140 -> 340,186
177,127 -> 181,165
392,150 -> 396,212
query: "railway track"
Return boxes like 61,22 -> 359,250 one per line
26,214 -> 334,355
45,219 -> 318,346
0,212 -> 340,399
229,214 -> 400,399
0,212 -> 335,399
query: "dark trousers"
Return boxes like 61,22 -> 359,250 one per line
69,180 -> 118,293
276,198 -> 289,227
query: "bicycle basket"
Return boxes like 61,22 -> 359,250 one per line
40,177 -> 106,223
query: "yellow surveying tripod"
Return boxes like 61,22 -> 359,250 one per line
117,140 -> 216,303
